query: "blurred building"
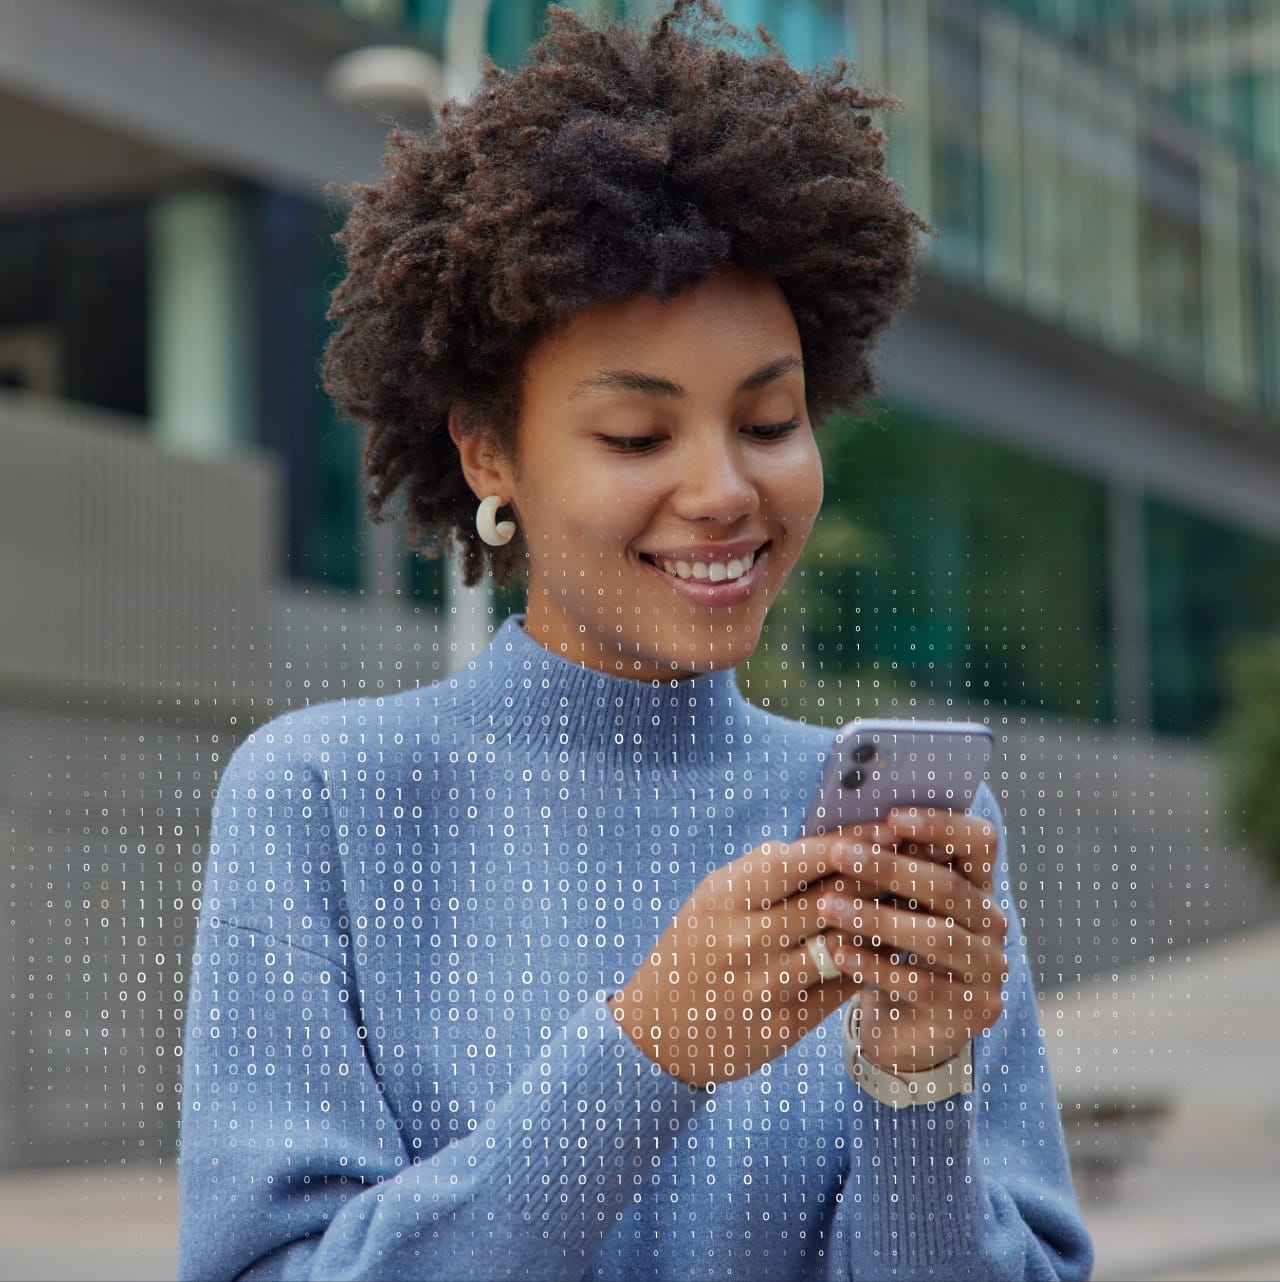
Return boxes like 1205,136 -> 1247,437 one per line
1,0 -> 1278,1171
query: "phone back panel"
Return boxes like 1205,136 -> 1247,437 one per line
800,718 -> 994,837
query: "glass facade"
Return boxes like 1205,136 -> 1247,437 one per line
1138,135 -> 1205,380
0,184 -> 360,589
848,0 -> 1280,415
0,202 -> 149,416
1146,496 -> 1280,735
301,0 -> 1280,415
928,6 -> 985,279
307,0 -> 452,56
995,1 -> 1279,172
744,400 -> 1280,742
743,405 -> 1116,726
310,0 -> 849,70
254,192 -> 362,590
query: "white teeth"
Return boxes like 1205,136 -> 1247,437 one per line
655,549 -> 757,583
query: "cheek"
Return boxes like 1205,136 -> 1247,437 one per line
517,486 -> 647,558
770,448 -> 825,531
803,464 -> 825,526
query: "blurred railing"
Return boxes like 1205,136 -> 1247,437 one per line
0,389 -> 446,1170
850,0 -> 1280,417
0,389 -> 279,719
986,0 -> 1280,174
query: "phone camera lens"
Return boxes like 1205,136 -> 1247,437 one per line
841,767 -> 865,790
851,743 -> 876,765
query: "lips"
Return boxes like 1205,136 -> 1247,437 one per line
640,539 -> 768,571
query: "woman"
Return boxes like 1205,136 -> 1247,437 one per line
177,2 -> 1094,1278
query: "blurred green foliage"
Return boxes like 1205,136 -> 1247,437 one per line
740,402 -> 1115,725
1214,632 -> 1280,886
1147,497 -> 1280,734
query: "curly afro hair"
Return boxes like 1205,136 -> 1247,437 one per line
322,0 -> 928,588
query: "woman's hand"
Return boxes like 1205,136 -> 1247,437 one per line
607,806 -> 1009,1087
607,837 -> 863,1087
816,807 -> 1010,1073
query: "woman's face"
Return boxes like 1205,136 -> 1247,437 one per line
454,264 -> 824,680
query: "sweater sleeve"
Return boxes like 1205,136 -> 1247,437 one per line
177,721 -> 706,1282
825,782 -> 1095,1282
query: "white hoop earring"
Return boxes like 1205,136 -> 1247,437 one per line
476,495 -> 515,547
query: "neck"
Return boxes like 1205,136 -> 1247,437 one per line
439,614 -> 755,776
517,615 -> 710,683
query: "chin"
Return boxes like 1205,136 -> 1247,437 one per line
650,632 -> 761,678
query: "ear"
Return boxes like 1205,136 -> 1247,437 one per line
448,406 -> 516,503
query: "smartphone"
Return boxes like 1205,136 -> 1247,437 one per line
799,718 -> 994,839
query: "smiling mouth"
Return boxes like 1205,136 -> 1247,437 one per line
641,544 -> 768,584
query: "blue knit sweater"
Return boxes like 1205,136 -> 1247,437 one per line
178,614 -> 1093,1281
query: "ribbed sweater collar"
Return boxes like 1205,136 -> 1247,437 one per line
440,614 -> 754,776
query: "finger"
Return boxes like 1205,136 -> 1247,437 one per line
790,929 -> 846,987
825,850 -> 1008,939
723,825 -> 902,908
817,894 -> 1008,984
753,875 -> 867,950
724,928 -> 856,997
829,945 -> 952,1005
873,900 -> 1008,983
887,806 -> 994,852
828,820 -> 897,848
788,871 -> 879,915
820,846 -> 1000,938
886,808 -> 999,892
840,948 -> 1006,1045
716,838 -> 848,909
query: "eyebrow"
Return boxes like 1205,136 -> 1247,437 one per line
566,354 -> 804,401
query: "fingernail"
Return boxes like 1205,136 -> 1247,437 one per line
838,841 -> 864,872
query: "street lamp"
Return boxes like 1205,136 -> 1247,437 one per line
325,44 -> 444,125
325,4 -> 498,672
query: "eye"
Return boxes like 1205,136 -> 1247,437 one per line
596,435 -> 663,453
594,419 -> 801,452
745,418 -> 801,440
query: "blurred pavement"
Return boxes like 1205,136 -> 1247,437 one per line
2,920 -> 1278,1280
0,1164 -> 176,1281
1044,918 -> 1280,1282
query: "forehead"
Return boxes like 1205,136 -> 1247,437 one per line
521,266 -> 803,401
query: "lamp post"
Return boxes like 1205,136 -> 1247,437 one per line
326,1 -> 497,673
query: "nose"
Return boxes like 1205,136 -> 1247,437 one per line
671,433 -> 760,524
